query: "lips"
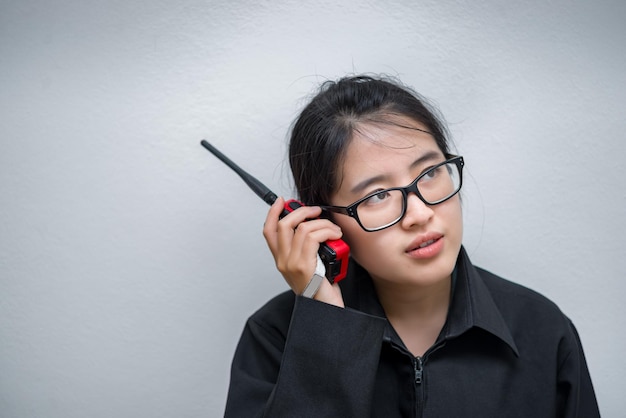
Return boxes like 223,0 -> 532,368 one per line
406,233 -> 442,252
418,239 -> 436,248
405,233 -> 444,259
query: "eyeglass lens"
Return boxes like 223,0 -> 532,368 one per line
356,161 -> 461,230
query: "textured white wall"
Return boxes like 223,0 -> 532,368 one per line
1,0 -> 624,416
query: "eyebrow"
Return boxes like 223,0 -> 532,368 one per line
349,150 -> 442,195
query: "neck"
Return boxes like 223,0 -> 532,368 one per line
374,275 -> 451,318
373,276 -> 452,356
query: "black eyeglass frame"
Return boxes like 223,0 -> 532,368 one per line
318,155 -> 464,232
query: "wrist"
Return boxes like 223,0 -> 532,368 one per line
313,280 -> 344,308
299,255 -> 344,307
301,273 -> 324,298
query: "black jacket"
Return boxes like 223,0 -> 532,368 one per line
224,247 -> 600,417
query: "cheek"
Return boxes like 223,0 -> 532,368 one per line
440,196 -> 464,242
451,197 -> 463,226
332,216 -> 392,269
331,216 -> 373,258
331,215 -> 361,246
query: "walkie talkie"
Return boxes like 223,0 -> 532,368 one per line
200,140 -> 349,283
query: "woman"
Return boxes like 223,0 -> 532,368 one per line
224,75 -> 599,417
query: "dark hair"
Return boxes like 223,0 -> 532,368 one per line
289,75 -> 451,205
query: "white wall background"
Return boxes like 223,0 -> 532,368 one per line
1,0 -> 624,416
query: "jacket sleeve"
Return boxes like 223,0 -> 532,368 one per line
224,295 -> 387,418
556,320 -> 601,418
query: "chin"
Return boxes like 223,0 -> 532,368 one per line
419,246 -> 460,284
365,253 -> 457,288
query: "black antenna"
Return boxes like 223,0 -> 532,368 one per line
200,140 -> 278,206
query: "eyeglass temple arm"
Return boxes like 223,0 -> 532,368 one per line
319,205 -> 352,216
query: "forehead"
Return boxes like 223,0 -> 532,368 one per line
342,120 -> 442,176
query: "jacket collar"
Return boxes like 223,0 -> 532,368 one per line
340,246 -> 519,356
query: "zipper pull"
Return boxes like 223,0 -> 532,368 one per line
414,356 -> 423,384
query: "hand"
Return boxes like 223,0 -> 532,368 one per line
263,197 -> 345,307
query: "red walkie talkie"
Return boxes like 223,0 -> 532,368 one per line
200,140 -> 349,283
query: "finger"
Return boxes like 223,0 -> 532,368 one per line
285,220 -> 343,282
289,219 -> 343,257
273,205 -> 318,258
263,197 -> 286,256
279,205 -> 324,229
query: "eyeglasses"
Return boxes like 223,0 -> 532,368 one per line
319,155 -> 464,232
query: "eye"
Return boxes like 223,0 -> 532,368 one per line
362,190 -> 392,206
421,165 -> 443,181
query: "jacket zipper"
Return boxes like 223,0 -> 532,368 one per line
412,342 -> 446,417
414,356 -> 424,417
414,356 -> 423,384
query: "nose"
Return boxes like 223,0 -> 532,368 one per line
400,192 -> 434,229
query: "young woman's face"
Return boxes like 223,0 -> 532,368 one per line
329,117 -> 463,289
